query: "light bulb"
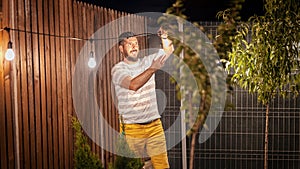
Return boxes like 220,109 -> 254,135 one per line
88,51 -> 96,68
88,58 -> 96,68
160,33 -> 171,49
162,38 -> 170,48
5,41 -> 15,61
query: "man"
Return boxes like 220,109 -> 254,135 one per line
111,31 -> 174,169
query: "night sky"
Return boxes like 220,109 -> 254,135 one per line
80,0 -> 264,21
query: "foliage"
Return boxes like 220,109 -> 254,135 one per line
108,133 -> 144,169
161,0 -> 212,135
72,117 -> 104,169
161,1 -> 230,168
226,0 -> 300,104
222,1 -> 300,168
214,0 -> 244,60
72,117 -> 143,169
161,0 -> 232,135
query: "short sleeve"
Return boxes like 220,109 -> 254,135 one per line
111,63 -> 131,86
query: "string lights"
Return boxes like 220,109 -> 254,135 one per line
1,27 -> 153,41
1,27 -> 155,66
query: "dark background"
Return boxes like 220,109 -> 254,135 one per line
79,0 -> 264,21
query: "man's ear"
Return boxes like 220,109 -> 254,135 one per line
119,45 -> 124,53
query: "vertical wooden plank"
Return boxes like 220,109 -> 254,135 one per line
81,3 -> 89,143
2,0 -> 17,168
108,9 -> 114,163
0,4 -> 8,169
112,10 -> 118,134
12,0 -> 23,168
138,15 -> 146,56
54,0 -> 63,168
69,1 -> 78,168
4,57 -> 14,169
88,4 -> 96,154
99,6 -> 106,166
114,10 -> 123,135
73,1 -> 80,69
44,0 -> 53,168
109,7 -> 114,136
103,7 -> 110,166
0,39 -> 2,169
107,10 -> 119,161
31,0 -> 42,168
38,0 -> 52,169
96,7 -> 101,163
25,0 -> 37,167
110,8 -> 114,164
110,9 -> 116,162
93,5 -> 101,160
92,6 -> 98,155
83,3 -> 90,148
102,7 -> 107,165
37,0 -> 48,167
18,0 -> 31,168
74,0 -> 84,164
22,0 -> 35,168
49,0 -> 58,167
91,4 -> 97,157
90,5 -> 95,156
114,9 -> 122,162
58,0 -> 65,167
93,7 -> 100,160
108,8 -> 113,166
74,0 -> 82,126
95,6 -> 105,164
107,9 -> 114,159
63,0 -> 71,168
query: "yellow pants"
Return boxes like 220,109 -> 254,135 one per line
120,119 -> 169,169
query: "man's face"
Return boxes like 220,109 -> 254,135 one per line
120,37 -> 139,61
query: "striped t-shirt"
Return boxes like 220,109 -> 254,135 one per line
111,53 -> 161,124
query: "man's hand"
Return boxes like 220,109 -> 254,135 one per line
121,55 -> 166,91
158,27 -> 174,60
150,55 -> 167,70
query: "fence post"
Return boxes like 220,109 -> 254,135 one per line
178,19 -> 187,169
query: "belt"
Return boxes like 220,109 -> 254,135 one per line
137,119 -> 159,125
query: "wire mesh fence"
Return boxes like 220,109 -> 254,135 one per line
159,21 -> 300,169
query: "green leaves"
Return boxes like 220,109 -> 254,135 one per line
109,134 -> 144,169
226,0 -> 300,104
72,117 -> 104,169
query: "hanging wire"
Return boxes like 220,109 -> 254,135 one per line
0,27 -> 155,41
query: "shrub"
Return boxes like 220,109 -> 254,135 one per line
108,133 -> 144,169
72,117 -> 104,169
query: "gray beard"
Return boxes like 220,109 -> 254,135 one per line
126,56 -> 138,62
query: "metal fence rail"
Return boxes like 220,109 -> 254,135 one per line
170,21 -> 300,169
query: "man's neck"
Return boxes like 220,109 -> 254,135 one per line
124,56 -> 138,64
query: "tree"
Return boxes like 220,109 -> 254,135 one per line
214,0 -> 245,61
161,0 -> 229,168
224,0 -> 300,168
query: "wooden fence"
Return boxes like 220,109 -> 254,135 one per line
0,0 -> 147,168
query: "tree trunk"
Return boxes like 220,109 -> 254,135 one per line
189,133 -> 197,169
264,104 -> 270,169
189,90 -> 206,169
